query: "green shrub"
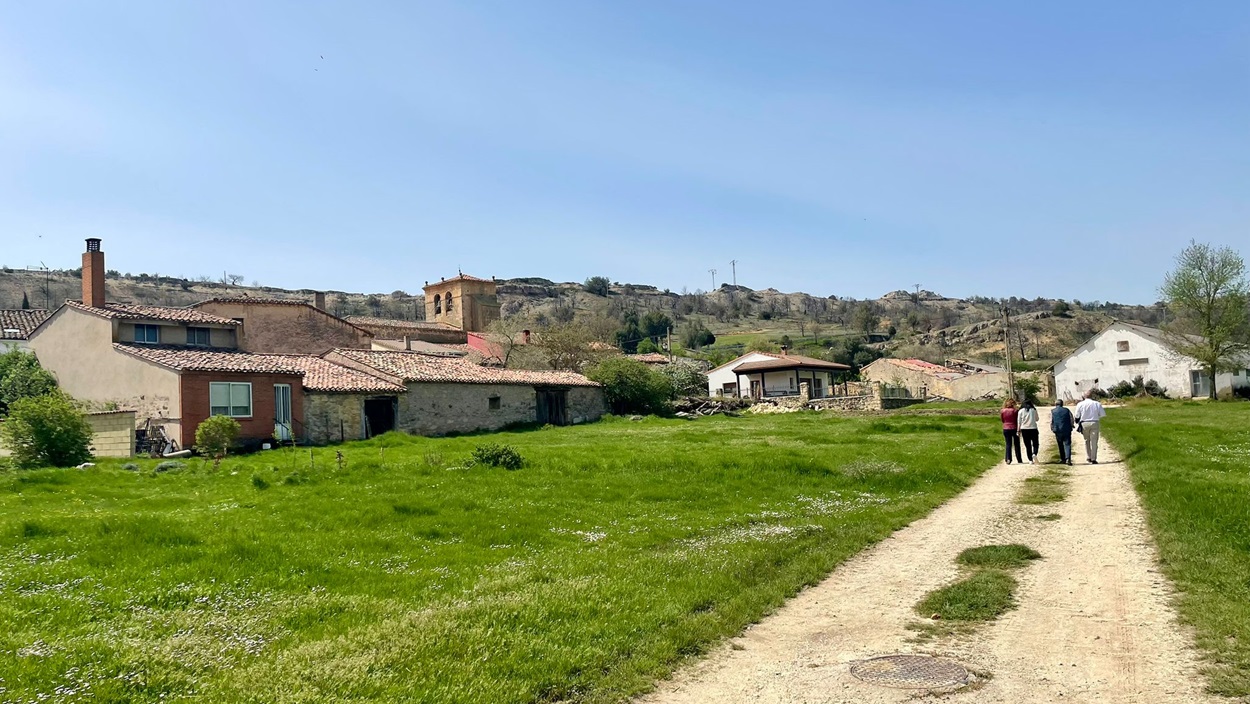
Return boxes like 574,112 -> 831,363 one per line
1014,377 -> 1042,403
0,350 -> 58,415
195,415 -> 241,458
587,357 -> 673,416
1110,375 -> 1168,399
0,392 -> 93,469
471,443 -> 524,470
636,338 -> 660,354
658,361 -> 709,398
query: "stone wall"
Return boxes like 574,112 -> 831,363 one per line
195,301 -> 370,354
397,383 -> 605,436
86,411 -> 136,458
303,393 -> 367,444
568,386 -> 608,424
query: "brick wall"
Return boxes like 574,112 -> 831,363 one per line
86,410 -> 136,458
179,371 -> 304,447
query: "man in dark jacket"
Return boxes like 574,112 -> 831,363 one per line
1051,399 -> 1075,466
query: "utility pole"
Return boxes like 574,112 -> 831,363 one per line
667,326 -> 673,362
729,260 -> 737,287
1002,305 -> 1016,400
709,268 -> 717,291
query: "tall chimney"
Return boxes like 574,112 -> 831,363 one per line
313,291 -> 326,310
82,238 -> 105,308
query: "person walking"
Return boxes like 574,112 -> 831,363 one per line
1073,390 -> 1107,464
1000,398 -> 1023,464
1017,400 -> 1040,464
1051,399 -> 1075,465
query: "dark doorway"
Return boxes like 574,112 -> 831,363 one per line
535,388 -> 569,426
364,396 -> 397,437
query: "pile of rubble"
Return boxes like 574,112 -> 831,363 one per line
672,396 -> 751,418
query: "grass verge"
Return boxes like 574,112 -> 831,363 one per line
1103,400 -> 1250,697
0,411 -> 1000,704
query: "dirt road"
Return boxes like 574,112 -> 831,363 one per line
640,429 -> 1217,703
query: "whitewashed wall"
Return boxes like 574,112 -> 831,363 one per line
1053,323 -> 1239,400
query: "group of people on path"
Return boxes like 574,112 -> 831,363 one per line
1000,390 -> 1106,465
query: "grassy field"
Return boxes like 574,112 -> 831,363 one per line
0,412 -> 1000,704
1104,400 -> 1250,697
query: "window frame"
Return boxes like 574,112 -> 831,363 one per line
186,326 -> 211,347
209,381 -> 253,418
1116,340 -> 1130,352
134,324 -> 160,344
488,395 -> 501,410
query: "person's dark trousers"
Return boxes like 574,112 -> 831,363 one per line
1054,432 -> 1072,464
1021,429 -> 1040,461
1003,430 -> 1023,463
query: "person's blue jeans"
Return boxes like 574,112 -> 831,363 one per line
1054,432 -> 1072,464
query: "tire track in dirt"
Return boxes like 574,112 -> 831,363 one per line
639,427 -> 1217,703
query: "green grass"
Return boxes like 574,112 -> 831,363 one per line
0,412 -> 1000,703
956,544 -> 1042,569
1016,466 -> 1070,505
915,570 -> 1019,621
1103,400 -> 1250,697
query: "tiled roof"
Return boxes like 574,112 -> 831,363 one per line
67,300 -> 238,325
0,310 -> 51,339
194,296 -> 310,306
370,339 -> 469,356
734,354 -> 851,373
277,356 -> 406,393
426,273 -> 495,285
631,352 -> 672,364
344,316 -> 460,332
115,344 -> 303,374
331,349 -> 600,387
876,358 -> 966,380
707,352 -> 781,374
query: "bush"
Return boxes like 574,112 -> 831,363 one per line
1109,376 -> 1168,399
154,461 -> 185,473
636,338 -> 660,354
0,392 -> 93,468
583,276 -> 611,297
586,357 -> 673,416
195,415 -> 241,458
658,361 -> 709,398
0,350 -> 58,415
1014,377 -> 1042,403
471,443 -> 524,470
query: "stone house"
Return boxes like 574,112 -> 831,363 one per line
860,358 -> 1009,401
192,296 -> 373,354
1054,321 -> 1249,400
325,349 -> 606,435
424,273 -> 500,333
0,309 -> 51,352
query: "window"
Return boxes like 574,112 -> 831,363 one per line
445,291 -> 453,312
488,396 -> 501,410
134,324 -> 160,344
1118,358 -> 1149,366
186,327 -> 211,346
1116,340 -> 1130,352
433,294 -> 441,314
209,382 -> 252,417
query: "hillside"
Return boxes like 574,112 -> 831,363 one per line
0,268 -> 1162,369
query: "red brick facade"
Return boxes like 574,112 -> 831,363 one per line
179,371 -> 304,447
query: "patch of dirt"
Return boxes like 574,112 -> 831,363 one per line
639,431 -> 1218,703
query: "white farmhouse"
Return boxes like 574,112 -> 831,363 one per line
707,351 -> 850,399
1054,321 -> 1249,400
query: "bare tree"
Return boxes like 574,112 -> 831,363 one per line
1160,241 -> 1250,398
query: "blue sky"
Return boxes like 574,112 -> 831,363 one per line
2,1 -> 1247,304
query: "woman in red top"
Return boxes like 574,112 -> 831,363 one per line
1000,399 -> 1023,464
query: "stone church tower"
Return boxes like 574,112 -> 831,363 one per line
423,274 -> 501,333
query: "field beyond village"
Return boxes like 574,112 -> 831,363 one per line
0,412 -> 999,704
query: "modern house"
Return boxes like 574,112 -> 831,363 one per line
1054,321 -> 1249,400
0,309 -> 51,351
860,358 -> 1009,401
707,351 -> 850,399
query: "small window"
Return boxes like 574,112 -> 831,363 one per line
433,294 -> 441,314
445,291 -> 453,312
1116,340 -> 1130,352
1118,358 -> 1149,366
134,324 -> 160,344
488,396 -> 501,410
187,327 -> 211,346
209,382 -> 252,417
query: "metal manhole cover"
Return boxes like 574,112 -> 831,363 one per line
850,654 -> 969,689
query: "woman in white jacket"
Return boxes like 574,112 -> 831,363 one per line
1017,400 -> 1040,464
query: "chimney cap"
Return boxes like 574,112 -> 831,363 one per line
85,238 -> 102,251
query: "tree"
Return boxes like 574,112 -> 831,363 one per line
641,311 -> 672,343
195,415 -> 240,459
20,291 -> 29,310
681,321 -> 715,349
534,322 -> 603,371
614,310 -> 643,353
636,338 -> 660,354
0,391 -> 93,468
486,317 -> 530,367
0,350 -> 58,415
657,360 -> 709,397
1052,300 -> 1072,317
586,358 -> 672,415
583,276 -> 611,297
852,303 -> 881,340
1159,241 -> 1250,399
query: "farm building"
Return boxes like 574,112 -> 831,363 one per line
0,309 -> 50,352
860,358 -> 1009,401
707,351 -> 849,399
1053,321 -> 1250,400
191,296 -> 373,354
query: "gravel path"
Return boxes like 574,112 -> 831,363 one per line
640,427 -> 1217,703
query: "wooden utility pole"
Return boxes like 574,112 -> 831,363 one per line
1002,306 -> 1017,400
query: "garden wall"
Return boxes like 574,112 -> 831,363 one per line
86,410 -> 135,458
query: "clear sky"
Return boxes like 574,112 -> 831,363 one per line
2,1 -> 1247,304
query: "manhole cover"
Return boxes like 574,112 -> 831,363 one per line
850,654 -> 969,689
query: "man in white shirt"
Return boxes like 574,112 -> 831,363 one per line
1073,390 -> 1108,464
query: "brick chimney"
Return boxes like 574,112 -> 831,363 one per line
313,291 -> 326,310
82,238 -> 105,308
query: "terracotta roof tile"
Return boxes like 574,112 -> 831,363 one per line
194,296 -> 311,306
631,352 -> 671,364
426,273 -> 495,285
733,354 -> 851,373
0,310 -> 51,339
278,356 -> 406,393
331,349 -> 600,387
113,345 -> 404,393
68,300 -> 238,325
344,316 -> 460,332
